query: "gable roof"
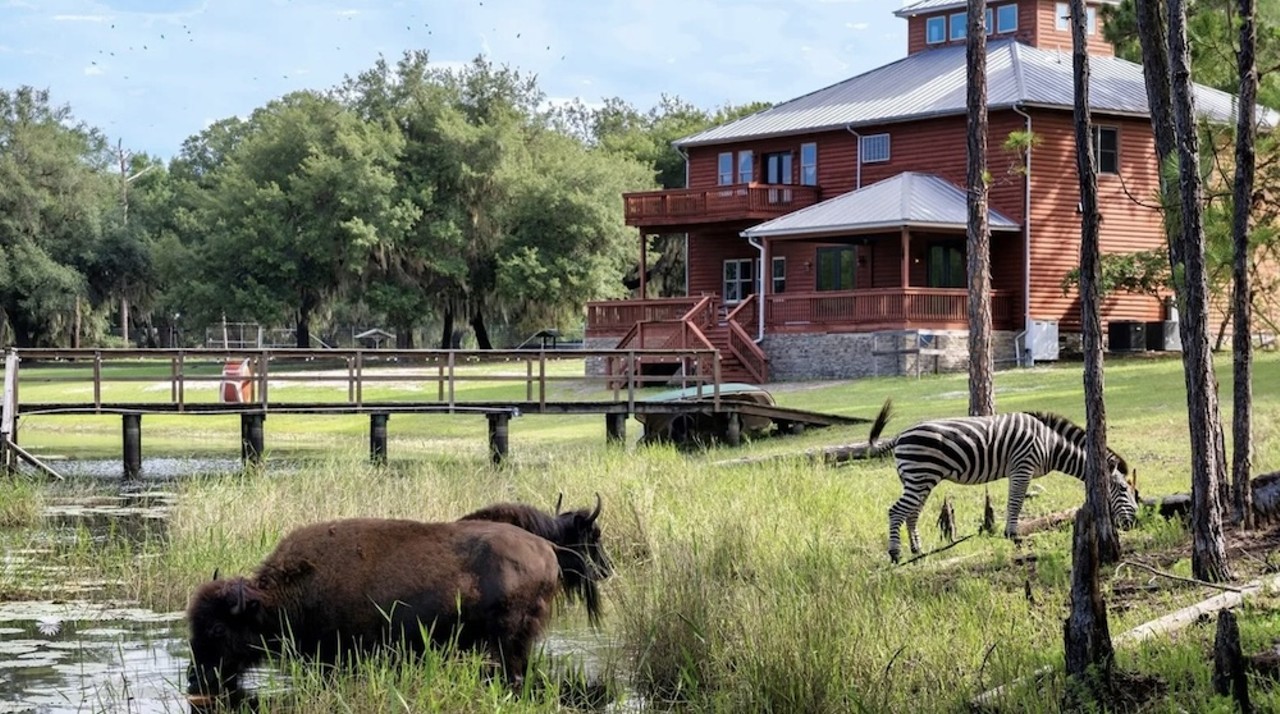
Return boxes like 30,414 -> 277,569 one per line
676,39 -> 1270,148
741,172 -> 1021,239
894,0 -> 1119,17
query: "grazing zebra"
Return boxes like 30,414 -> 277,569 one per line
864,400 -> 1138,563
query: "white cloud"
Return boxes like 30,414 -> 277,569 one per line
84,65 -> 104,76
847,22 -> 869,31
52,14 -> 109,22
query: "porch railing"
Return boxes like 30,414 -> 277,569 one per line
724,296 -> 768,384
586,297 -> 704,337
623,184 -> 821,227
764,288 -> 1018,331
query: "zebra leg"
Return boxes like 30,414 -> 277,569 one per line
1004,469 -> 1035,540
889,481 -> 935,561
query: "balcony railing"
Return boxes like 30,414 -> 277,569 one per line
623,183 -> 821,228
585,297 -> 705,336
764,288 -> 1018,331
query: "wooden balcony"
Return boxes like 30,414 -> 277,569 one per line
623,183 -> 821,229
586,297 -> 705,336
764,288 -> 1019,332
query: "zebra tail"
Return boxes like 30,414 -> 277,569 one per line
863,398 -> 895,459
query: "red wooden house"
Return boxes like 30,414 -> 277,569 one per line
585,0 -> 1246,383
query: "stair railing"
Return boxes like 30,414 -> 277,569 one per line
724,295 -> 769,383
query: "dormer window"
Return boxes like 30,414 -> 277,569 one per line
926,15 -> 945,44
995,4 -> 1017,33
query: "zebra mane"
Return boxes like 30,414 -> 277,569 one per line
1023,411 -> 1084,441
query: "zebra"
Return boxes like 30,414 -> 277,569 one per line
864,399 -> 1138,563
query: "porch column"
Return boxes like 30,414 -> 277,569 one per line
638,228 -> 648,300
899,228 -> 911,288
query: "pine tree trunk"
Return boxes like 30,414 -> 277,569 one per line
966,0 -> 994,417
1071,0 -> 1120,563
1168,0 -> 1233,582
1232,0 -> 1258,530
1063,507 -> 1114,704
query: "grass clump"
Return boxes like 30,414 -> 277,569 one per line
0,475 -> 43,527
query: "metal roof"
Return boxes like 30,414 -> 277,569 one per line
895,0 -> 1119,17
741,172 -> 1021,239
676,39 -> 1271,148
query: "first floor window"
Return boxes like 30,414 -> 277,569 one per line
718,152 -> 733,185
1093,126 -> 1119,174
724,258 -> 756,302
772,256 -> 786,294
816,246 -> 856,291
928,242 -> 966,288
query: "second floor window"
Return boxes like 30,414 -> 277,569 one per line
860,133 -> 891,164
718,153 -> 733,185
1055,3 -> 1098,33
764,151 -> 793,184
738,150 -> 754,184
800,143 -> 817,186
1094,126 -> 1119,174
949,12 -> 966,41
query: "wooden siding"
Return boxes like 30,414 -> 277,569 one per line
1025,110 -> 1165,330
687,230 -> 755,298
1031,1 -> 1115,56
904,0 -> 1115,56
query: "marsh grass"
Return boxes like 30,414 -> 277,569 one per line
6,354 -> 1280,711
0,474 -> 43,527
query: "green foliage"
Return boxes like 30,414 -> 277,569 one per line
1061,248 -> 1171,298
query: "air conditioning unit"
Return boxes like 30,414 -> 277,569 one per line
1145,321 -> 1182,352
1027,319 -> 1059,362
1108,321 -> 1146,352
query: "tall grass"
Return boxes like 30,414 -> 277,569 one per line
0,474 -> 43,527
7,354 -> 1280,711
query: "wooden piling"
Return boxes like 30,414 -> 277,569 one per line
370,412 -> 389,465
723,412 -> 742,447
605,412 -> 627,445
122,413 -> 142,479
487,413 -> 509,465
241,413 -> 265,466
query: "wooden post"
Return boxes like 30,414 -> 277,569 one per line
370,412 -> 389,465
241,413 -> 265,466
900,227 -> 911,289
606,412 -> 627,445
638,229 -> 648,300
93,351 -> 102,411
723,411 -> 742,447
122,413 -> 142,479
487,413 -> 510,465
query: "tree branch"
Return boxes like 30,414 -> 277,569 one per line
1113,560 -> 1246,593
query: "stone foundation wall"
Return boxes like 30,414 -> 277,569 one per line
583,336 -> 621,377
762,329 -> 1021,382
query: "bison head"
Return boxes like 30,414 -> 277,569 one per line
186,574 -> 269,698
555,493 -> 612,625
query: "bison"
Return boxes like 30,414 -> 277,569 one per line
186,516 -> 595,701
459,493 -> 612,624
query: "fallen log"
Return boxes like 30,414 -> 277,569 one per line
973,570 -> 1280,710
1015,508 -> 1078,537
713,442 -> 871,468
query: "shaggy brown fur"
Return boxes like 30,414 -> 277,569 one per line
187,518 -> 559,698
460,495 -> 612,625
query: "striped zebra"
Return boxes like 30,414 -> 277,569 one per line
865,400 -> 1138,563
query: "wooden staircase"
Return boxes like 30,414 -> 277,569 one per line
701,324 -> 757,383
610,295 -> 769,386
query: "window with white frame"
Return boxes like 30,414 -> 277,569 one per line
926,15 -> 945,44
800,143 -> 817,186
996,4 -> 1017,33
717,153 -> 733,185
1056,3 -> 1097,33
771,256 -> 786,294
1093,126 -> 1119,174
985,8 -> 993,34
737,150 -> 753,184
723,258 -> 756,303
949,12 -> 966,41
860,133 -> 890,164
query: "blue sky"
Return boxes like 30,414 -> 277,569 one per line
1,0 -> 915,159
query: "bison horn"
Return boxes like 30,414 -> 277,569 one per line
588,493 -> 602,523
554,492 -> 564,515
212,568 -> 219,582
231,580 -> 246,616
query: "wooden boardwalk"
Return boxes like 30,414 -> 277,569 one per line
1,347 -> 868,478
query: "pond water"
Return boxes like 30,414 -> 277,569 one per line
0,476 -> 632,712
